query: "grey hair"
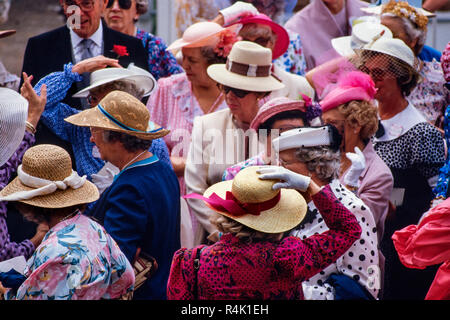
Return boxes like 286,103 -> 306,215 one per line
91,80 -> 145,100
211,215 -> 284,243
294,146 -> 341,182
135,0 -> 148,15
382,13 -> 427,55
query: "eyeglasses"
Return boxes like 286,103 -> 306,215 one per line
218,84 -> 252,99
64,0 -> 95,11
107,0 -> 132,10
359,65 -> 393,81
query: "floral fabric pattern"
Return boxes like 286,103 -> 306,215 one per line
274,30 -> 307,76
222,152 -> 266,181
6,213 -> 134,300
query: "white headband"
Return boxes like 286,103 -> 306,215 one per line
272,126 -> 333,153
0,165 -> 87,202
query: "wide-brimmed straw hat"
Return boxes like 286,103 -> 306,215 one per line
332,22 -> 393,57
65,90 -> 169,140
229,13 -> 289,60
0,145 -> 99,208
167,21 -> 239,52
0,88 -> 28,167
186,166 -> 307,233
72,63 -> 157,98
207,41 -> 285,92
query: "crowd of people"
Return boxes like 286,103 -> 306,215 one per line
0,0 -> 449,300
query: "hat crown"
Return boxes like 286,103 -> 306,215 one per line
365,37 -> 415,68
183,21 -> 223,43
352,22 -> 393,45
22,145 -> 73,181
228,41 -> 272,66
99,91 -> 150,132
89,67 -> 135,87
231,166 -> 279,204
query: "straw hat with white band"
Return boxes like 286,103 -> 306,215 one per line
72,63 -> 157,98
332,22 -> 393,57
65,90 -> 169,140
0,88 -> 28,167
207,41 -> 285,92
185,166 -> 307,234
0,144 -> 99,208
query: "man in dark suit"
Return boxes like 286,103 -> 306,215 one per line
9,0 -> 149,243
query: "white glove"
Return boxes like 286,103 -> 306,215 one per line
344,146 -> 366,188
257,166 -> 311,192
91,163 -> 119,194
219,1 -> 259,26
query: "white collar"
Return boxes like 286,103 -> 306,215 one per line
69,21 -> 103,49
374,101 -> 426,142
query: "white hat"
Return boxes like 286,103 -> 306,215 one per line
207,41 -> 285,92
272,125 -> 340,153
0,88 -> 28,167
359,37 -> 418,70
72,63 -> 157,98
332,22 -> 393,56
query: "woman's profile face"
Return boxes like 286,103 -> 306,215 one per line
181,47 -> 212,86
278,149 -> 310,177
361,55 -> 400,101
223,88 -> 261,125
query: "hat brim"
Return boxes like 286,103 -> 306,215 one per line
72,74 -> 156,98
0,30 -> 16,39
355,47 -> 418,72
203,180 -> 307,234
232,16 -> 289,60
64,107 -> 170,141
361,5 -> 435,17
331,36 -> 355,57
250,100 -> 307,130
207,64 -> 285,92
0,177 -> 99,209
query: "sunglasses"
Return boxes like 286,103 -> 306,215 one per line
107,0 -> 132,10
218,84 -> 252,99
64,0 -> 95,11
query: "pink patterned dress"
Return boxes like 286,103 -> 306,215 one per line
167,184 -> 362,300
147,73 -> 228,195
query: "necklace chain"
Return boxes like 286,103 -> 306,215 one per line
122,150 -> 148,170
60,210 -> 79,223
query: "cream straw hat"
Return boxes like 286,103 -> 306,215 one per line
0,145 -> 99,208
186,166 -> 307,233
0,88 -> 28,167
207,41 -> 285,92
65,90 -> 169,140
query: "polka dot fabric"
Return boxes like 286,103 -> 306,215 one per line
292,179 -> 380,300
167,184 -> 361,300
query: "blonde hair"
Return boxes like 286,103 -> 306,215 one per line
338,100 -> 379,141
211,215 -> 284,243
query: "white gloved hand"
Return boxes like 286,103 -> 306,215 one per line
219,1 -> 259,26
91,164 -> 119,194
257,166 -> 311,192
344,146 -> 366,188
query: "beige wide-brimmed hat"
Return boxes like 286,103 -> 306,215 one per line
72,63 -> 157,98
167,21 -> 239,52
207,41 -> 285,92
194,166 -> 307,233
0,88 -> 28,167
0,145 -> 99,208
65,90 -> 169,140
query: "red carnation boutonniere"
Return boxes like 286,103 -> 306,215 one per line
112,45 -> 129,58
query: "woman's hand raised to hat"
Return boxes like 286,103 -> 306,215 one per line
20,72 -> 46,129
218,1 -> 259,26
72,55 -> 121,75
343,146 -> 366,188
257,166 -> 318,194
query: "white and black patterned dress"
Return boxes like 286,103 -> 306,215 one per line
291,179 -> 380,300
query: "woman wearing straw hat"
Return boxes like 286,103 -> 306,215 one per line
358,37 -> 445,299
222,95 -> 322,181
184,40 -> 283,245
0,144 -> 134,300
168,165 -> 362,299
260,125 -> 380,300
26,55 -> 170,185
0,87 -> 50,263
65,90 -> 180,300
104,0 -> 183,80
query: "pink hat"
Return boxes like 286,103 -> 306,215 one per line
441,41 -> 450,83
229,14 -> 289,60
319,71 -> 377,113
250,95 -> 319,130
